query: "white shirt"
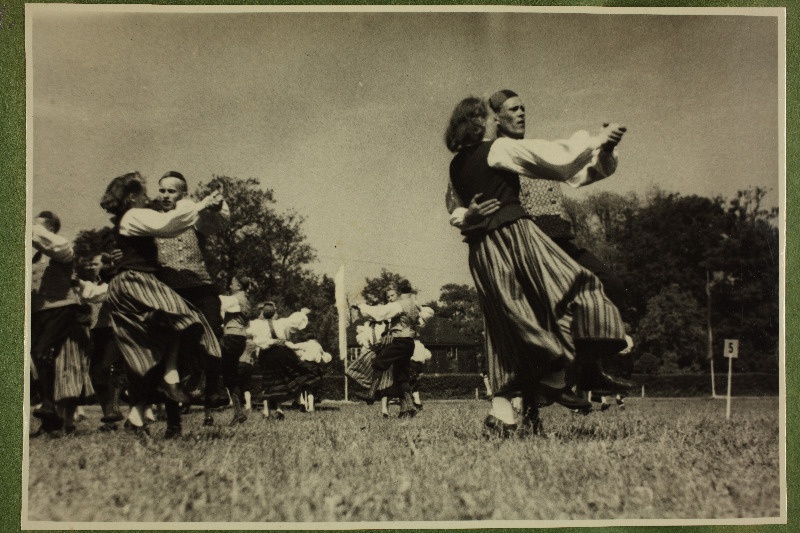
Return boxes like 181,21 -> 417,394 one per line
411,340 -> 432,363
287,339 -> 333,364
246,311 -> 310,349
119,198 -> 203,238
448,133 -> 619,227
32,224 -> 73,263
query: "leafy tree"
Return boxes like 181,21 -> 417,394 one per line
193,175 -> 317,307
72,226 -> 116,259
636,284 -> 706,374
360,269 -> 414,305
702,187 -> 779,372
434,283 -> 484,339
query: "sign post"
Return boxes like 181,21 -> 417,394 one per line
723,339 -> 739,420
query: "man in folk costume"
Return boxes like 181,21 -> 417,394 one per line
30,211 -> 94,436
352,278 -> 424,419
155,171 -> 230,426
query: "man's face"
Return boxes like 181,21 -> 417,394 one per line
497,96 -> 526,139
82,254 -> 103,279
158,177 -> 187,211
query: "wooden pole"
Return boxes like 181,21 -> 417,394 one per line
726,354 -> 733,420
707,271 -> 717,398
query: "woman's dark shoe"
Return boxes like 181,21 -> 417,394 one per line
157,381 -> 190,404
202,416 -> 214,427
229,413 -> 248,426
413,402 -> 423,411
381,412 -> 390,418
483,415 -> 518,438
540,385 -> 592,410
398,409 -> 417,419
205,392 -> 230,410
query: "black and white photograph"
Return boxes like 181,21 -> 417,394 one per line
22,4 -> 785,528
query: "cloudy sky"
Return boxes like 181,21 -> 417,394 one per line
27,5 -> 782,303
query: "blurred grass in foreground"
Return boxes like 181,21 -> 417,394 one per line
26,397 -> 780,523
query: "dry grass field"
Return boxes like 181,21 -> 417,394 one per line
25,397 -> 780,524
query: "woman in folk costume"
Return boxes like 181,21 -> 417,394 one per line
346,314 -> 394,416
74,253 -> 128,431
352,279 -> 427,419
287,333 -> 333,413
246,302 -> 316,420
99,172 -> 223,437
218,275 -> 255,425
30,211 -> 95,436
444,96 -> 629,436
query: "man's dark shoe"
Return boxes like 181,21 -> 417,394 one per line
229,413 -> 248,426
164,424 -> 182,439
203,416 -> 214,427
398,409 -> 417,419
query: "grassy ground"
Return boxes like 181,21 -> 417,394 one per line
25,397 -> 780,523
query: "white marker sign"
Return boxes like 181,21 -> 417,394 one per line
724,339 -> 739,359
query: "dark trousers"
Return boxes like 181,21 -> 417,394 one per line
175,285 -> 222,396
553,238 -> 626,312
372,337 -> 415,392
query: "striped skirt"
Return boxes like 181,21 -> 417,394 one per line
345,347 -> 394,393
30,306 -> 95,402
107,270 -> 222,378
469,218 -> 625,395
258,345 -> 323,401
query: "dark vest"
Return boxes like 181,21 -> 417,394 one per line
450,141 -> 529,241
115,230 -> 160,273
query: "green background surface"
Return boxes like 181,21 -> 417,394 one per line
1,1 -> 795,532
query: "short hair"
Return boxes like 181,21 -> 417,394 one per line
237,276 -> 254,292
397,278 -> 413,294
36,211 -> 61,233
488,89 -> 519,112
259,301 -> 277,319
444,96 -> 488,153
100,172 -> 146,218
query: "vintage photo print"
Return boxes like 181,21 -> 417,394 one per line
22,4 -> 786,529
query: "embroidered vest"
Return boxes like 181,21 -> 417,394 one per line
156,229 -> 213,289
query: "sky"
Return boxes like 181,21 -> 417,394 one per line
27,6 -> 783,304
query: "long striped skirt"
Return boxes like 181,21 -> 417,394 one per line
345,347 -> 394,395
30,306 -> 95,402
469,218 -> 625,396
107,270 -> 222,378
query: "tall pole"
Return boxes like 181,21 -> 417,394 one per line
726,354 -> 733,420
335,265 -> 349,402
707,270 -> 717,398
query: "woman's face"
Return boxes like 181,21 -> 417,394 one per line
230,277 -> 242,292
482,107 -> 499,141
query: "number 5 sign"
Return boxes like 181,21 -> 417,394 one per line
724,339 -> 739,358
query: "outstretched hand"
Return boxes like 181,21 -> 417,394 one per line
600,122 -> 627,152
464,193 -> 501,225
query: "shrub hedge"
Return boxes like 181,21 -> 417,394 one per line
250,372 -> 779,401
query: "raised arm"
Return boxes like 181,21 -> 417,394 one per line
32,224 -> 74,263
195,200 -> 230,235
356,301 -> 404,322
120,196 -> 214,238
488,124 -> 626,187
